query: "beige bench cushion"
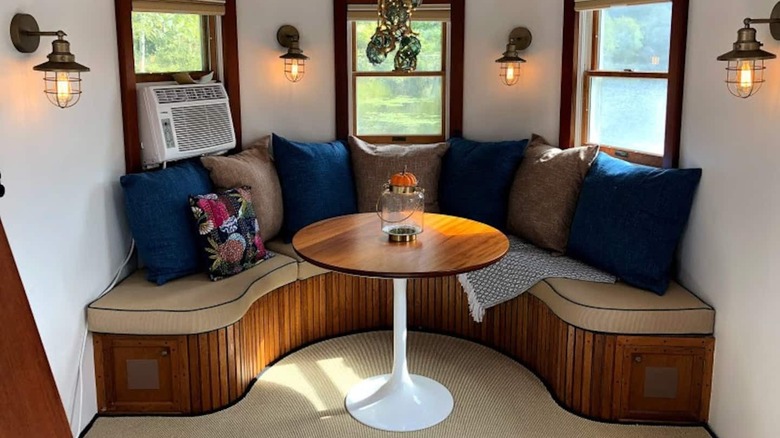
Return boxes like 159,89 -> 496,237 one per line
266,239 -> 330,280
530,278 -> 715,335
87,255 -> 298,335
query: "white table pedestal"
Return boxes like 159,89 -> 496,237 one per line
345,278 -> 454,432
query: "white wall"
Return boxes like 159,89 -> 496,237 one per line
238,0 -> 337,143
0,1 -> 128,436
462,0 -> 562,141
679,1 -> 780,437
237,0 -> 563,144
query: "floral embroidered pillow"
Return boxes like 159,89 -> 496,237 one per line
189,187 -> 272,281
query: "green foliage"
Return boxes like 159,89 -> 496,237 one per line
601,16 -> 643,66
599,3 -> 672,72
132,12 -> 205,74
356,76 -> 443,135
354,20 -> 445,135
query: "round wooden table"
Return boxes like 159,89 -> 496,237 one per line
293,213 -> 508,432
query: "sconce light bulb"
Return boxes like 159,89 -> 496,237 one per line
291,60 -> 300,81
56,72 -> 71,101
506,64 -> 516,82
737,60 -> 754,93
500,62 -> 521,86
284,58 -> 305,83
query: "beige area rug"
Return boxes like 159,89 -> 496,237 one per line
86,332 -> 711,438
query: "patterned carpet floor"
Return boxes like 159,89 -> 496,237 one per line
86,332 -> 711,438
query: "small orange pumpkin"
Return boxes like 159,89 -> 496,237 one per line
390,168 -> 418,187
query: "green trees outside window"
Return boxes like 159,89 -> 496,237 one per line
598,3 -> 672,72
353,20 -> 446,138
132,12 -> 206,74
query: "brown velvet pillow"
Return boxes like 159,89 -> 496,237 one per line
507,135 -> 599,254
348,136 -> 449,213
201,136 -> 284,241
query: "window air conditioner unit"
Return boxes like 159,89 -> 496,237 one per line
137,83 -> 236,168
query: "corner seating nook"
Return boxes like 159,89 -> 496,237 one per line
88,239 -> 715,424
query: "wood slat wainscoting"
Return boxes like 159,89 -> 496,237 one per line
94,272 -> 714,423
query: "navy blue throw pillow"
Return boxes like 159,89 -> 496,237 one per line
568,153 -> 702,295
439,137 -> 529,230
272,134 -> 358,242
120,160 -> 213,285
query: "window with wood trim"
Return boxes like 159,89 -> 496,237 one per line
115,0 -> 241,173
349,8 -> 449,143
560,0 -> 689,168
334,0 -> 465,142
131,0 -> 224,83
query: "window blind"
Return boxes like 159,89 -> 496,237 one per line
347,4 -> 450,21
133,0 -> 226,16
574,0 -> 669,12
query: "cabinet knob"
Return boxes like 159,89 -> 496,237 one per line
161,349 -> 168,357
634,355 -> 642,363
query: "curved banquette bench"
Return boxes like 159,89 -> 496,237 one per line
88,241 -> 715,424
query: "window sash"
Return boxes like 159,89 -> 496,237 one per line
576,6 -> 670,166
347,4 -> 451,21
133,14 -> 218,80
133,0 -> 225,16
580,74 -> 668,166
574,0 -> 668,12
352,73 -> 447,140
588,9 -> 670,74
349,20 -> 448,142
351,21 -> 447,74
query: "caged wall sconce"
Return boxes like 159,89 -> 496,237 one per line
277,25 -> 309,83
10,13 -> 90,109
496,27 -> 532,87
717,2 -> 780,98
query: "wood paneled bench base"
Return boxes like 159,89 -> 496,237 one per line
93,272 -> 714,424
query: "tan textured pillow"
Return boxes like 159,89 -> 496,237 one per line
507,135 -> 599,254
201,136 -> 284,241
348,136 -> 449,213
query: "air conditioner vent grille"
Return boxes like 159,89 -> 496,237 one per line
155,85 -> 227,104
172,103 -> 234,152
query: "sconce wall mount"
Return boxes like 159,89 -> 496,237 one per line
717,2 -> 780,98
496,27 -> 532,87
10,13 -> 44,53
277,25 -> 309,83
10,13 -> 90,108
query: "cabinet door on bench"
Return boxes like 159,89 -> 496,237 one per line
616,337 -> 714,423
94,336 -> 190,414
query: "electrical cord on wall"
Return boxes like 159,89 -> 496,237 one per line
69,239 -> 136,435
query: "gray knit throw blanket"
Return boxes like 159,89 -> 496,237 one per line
459,236 -> 616,322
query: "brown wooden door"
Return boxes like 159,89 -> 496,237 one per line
0,216 -> 71,437
616,337 -> 713,423
95,335 -> 190,414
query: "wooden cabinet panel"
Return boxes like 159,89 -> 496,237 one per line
616,337 -> 713,423
95,336 -> 190,414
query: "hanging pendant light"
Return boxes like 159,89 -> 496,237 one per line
366,0 -> 423,73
